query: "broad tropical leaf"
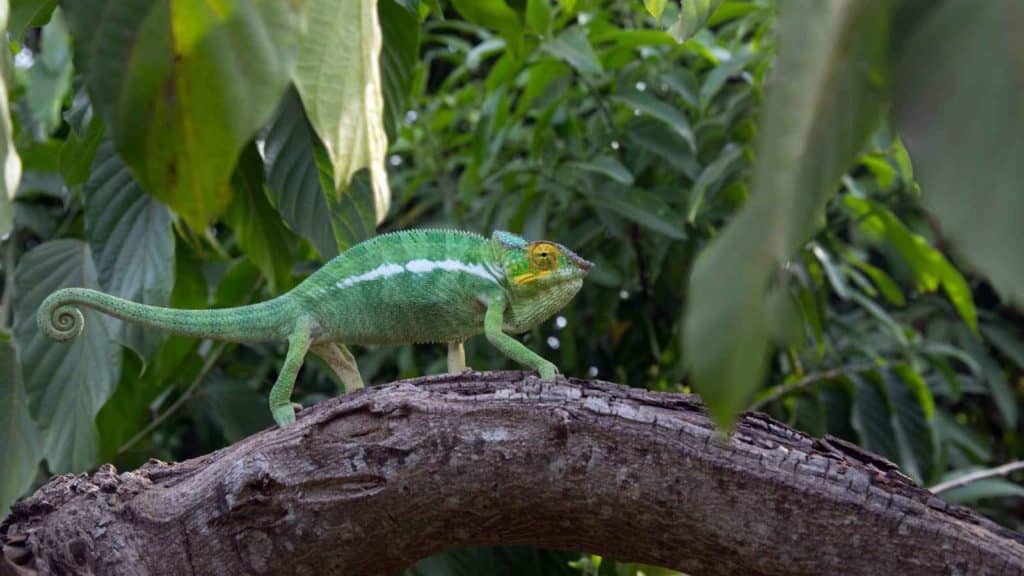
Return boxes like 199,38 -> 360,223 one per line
84,139 -> 174,359
13,240 -> 121,472
63,0 -> 305,230
0,334 -> 42,516
896,1 -> 1024,308
294,0 -> 391,224
684,0 -> 890,428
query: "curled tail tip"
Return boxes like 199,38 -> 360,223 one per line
38,292 -> 85,342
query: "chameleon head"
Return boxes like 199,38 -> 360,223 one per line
491,231 -> 593,331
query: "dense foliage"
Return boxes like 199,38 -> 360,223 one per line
0,0 -> 1021,573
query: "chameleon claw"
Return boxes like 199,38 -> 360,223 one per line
272,405 -> 296,426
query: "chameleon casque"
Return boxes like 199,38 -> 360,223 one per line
37,229 -> 593,426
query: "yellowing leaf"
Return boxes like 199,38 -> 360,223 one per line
294,0 -> 392,224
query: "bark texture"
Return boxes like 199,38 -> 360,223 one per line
2,371 -> 1022,576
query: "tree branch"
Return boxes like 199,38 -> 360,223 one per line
2,372 -> 1022,576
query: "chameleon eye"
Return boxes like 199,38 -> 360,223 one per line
529,243 -> 559,270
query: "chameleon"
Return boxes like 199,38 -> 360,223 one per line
37,229 -> 593,426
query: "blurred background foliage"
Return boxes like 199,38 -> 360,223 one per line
0,0 -> 1022,574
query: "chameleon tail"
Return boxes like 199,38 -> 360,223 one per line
37,287 -> 298,343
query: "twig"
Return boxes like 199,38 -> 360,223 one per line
930,461 -> 1024,495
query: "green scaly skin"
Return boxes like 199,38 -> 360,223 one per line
37,230 -> 593,426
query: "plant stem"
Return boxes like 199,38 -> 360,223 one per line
929,461 -> 1024,495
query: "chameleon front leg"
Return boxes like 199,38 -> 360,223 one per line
447,341 -> 468,373
268,315 -> 314,426
484,298 -> 557,379
311,341 -> 365,393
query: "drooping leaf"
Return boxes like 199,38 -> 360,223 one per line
84,138 -> 174,359
294,0 -> 392,224
13,240 -> 121,473
895,1 -> 1024,307
225,144 -> 296,294
0,334 -> 42,516
0,0 -> 22,239
64,0 -> 305,230
684,1 -> 889,429
887,366 -> 935,483
261,90 -> 375,259
540,26 -> 603,78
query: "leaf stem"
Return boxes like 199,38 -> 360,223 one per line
929,461 -> 1024,495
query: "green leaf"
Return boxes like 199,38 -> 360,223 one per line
195,379 -> 273,443
842,249 -> 905,306
668,0 -> 723,43
526,0 -> 551,34
24,7 -> 72,139
687,142 -> 743,221
887,366 -> 935,483
261,90 -> 374,259
959,333 -> 1018,430
9,0 -> 57,39
566,155 -> 634,185
294,0 -> 393,226
0,0 -> 22,239
644,0 -> 667,22
450,0 -> 523,52
225,144 -> 296,294
540,26 -> 603,78
684,1 -> 889,429
590,188 -> 685,240
380,0 -> 420,141
940,477 -> 1024,505
84,138 -> 174,359
842,195 -> 977,330
895,1 -> 1024,308
0,335 -> 42,517
613,90 -> 695,151
13,240 -> 121,473
58,94 -> 105,188
982,323 -> 1024,372
64,0 -> 304,230
850,372 -> 899,462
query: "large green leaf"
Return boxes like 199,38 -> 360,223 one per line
9,0 -> 57,39
63,0 -> 305,230
225,144 -> 296,293
293,0 -> 391,224
895,1 -> 1024,308
261,90 -> 375,259
84,138 -> 174,359
0,0 -> 22,239
24,7 -> 72,139
13,240 -> 121,472
683,0 -> 890,429
0,334 -> 42,516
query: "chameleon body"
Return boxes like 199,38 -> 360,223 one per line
37,230 -> 592,425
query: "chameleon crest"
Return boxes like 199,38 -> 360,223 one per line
38,229 -> 593,426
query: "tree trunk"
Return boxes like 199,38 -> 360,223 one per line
2,372 -> 1022,576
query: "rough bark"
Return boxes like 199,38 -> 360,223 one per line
2,372 -> 1022,576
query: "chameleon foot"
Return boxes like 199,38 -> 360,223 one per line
538,362 -> 558,380
272,404 -> 296,426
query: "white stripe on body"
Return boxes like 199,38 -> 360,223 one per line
332,259 -> 498,291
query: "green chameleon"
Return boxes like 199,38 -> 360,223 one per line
37,229 -> 593,425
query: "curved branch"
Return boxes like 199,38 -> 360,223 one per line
3,372 -> 1023,576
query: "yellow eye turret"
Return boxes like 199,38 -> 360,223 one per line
529,242 -> 560,271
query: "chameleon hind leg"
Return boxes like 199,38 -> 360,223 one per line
268,315 -> 313,426
311,341 -> 365,393
447,341 -> 468,372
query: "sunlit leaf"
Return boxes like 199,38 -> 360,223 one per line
13,240 -> 121,472
541,26 -> 603,78
64,0 -> 304,230
84,138 -> 174,359
644,0 -> 667,22
450,0 -> 523,52
896,1 -> 1024,308
294,0 -> 392,224
684,1 -> 889,429
526,0 -> 551,34
668,0 -> 723,43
